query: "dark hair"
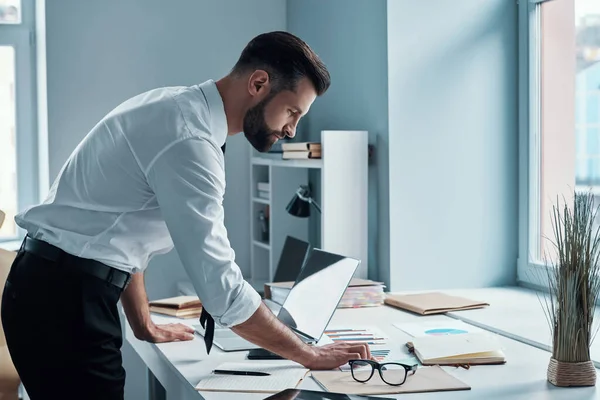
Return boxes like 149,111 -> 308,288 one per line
232,31 -> 330,96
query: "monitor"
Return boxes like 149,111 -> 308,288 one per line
272,236 -> 310,282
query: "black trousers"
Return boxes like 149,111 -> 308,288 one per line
1,245 -> 126,399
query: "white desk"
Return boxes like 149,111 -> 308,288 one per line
126,300 -> 600,400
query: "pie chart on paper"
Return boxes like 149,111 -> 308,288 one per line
424,328 -> 469,336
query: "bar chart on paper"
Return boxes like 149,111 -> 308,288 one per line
324,326 -> 418,371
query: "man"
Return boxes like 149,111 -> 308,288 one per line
1,31 -> 370,399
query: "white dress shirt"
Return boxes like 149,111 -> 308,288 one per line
15,80 -> 262,327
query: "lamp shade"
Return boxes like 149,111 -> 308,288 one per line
286,194 -> 311,218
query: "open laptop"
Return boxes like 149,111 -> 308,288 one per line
195,249 -> 360,352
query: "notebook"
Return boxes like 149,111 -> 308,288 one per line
407,332 -> 506,366
311,366 -> 470,395
195,362 -> 310,393
149,295 -> 202,318
384,292 -> 489,315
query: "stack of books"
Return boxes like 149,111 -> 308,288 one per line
149,295 -> 202,319
264,278 -> 385,308
338,279 -> 386,308
282,142 -> 322,159
256,181 -> 269,199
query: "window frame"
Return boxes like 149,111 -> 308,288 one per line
0,0 -> 40,243
518,0 -> 578,288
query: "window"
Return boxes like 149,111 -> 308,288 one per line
0,0 -> 38,242
520,0 -> 600,282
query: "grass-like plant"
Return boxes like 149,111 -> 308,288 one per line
539,191 -> 600,364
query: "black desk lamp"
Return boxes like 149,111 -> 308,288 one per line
286,185 -> 321,217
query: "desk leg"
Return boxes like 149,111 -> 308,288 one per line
147,368 -> 166,400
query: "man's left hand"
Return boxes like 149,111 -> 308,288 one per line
142,323 -> 195,343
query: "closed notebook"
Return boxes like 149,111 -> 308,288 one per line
311,366 -> 470,395
384,292 -> 489,315
407,332 -> 506,366
195,362 -> 310,393
149,295 -> 202,318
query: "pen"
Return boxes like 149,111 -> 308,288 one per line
212,369 -> 270,376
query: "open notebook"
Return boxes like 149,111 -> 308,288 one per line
195,362 -> 310,393
407,332 -> 506,366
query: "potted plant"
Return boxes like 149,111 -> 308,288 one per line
538,191 -> 599,387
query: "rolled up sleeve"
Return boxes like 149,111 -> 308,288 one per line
146,137 -> 261,327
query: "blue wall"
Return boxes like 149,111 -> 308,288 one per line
387,0 -> 518,290
286,0 -> 389,282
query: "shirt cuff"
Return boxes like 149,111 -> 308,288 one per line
216,280 -> 262,327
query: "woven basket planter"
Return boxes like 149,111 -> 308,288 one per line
547,358 -> 596,387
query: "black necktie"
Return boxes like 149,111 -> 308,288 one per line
199,141 -> 227,354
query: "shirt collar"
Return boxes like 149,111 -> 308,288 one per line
198,79 -> 228,147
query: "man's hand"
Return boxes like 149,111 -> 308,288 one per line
121,272 -> 196,343
137,323 -> 195,343
231,303 -> 373,370
302,342 -> 372,370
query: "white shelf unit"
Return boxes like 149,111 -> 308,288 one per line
249,130 -> 368,291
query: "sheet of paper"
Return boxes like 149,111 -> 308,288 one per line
195,362 -> 309,393
324,326 -> 415,371
150,313 -> 198,328
311,365 -> 470,395
394,318 -> 484,338
411,332 -> 502,361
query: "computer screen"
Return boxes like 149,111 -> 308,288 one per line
276,249 -> 360,342
272,236 -> 310,283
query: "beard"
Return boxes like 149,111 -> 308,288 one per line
243,95 -> 283,152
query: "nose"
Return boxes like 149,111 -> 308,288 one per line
285,125 -> 296,138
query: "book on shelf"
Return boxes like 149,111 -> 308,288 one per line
282,150 -> 322,160
149,295 -> 203,318
257,182 -> 270,192
257,190 -> 270,199
264,278 -> 385,308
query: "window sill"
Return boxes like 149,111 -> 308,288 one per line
398,285 -> 600,368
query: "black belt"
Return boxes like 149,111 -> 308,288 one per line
22,236 -> 132,290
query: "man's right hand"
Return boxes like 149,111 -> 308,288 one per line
231,303 -> 373,370
300,342 -> 372,370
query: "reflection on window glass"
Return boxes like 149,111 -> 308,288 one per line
0,46 -> 17,239
576,0 -> 600,187
0,0 -> 20,24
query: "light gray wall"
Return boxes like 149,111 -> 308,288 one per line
43,1 -> 286,398
286,0 -> 389,282
387,0 -> 519,290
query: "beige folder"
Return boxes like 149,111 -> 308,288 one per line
311,365 -> 470,395
384,292 -> 489,315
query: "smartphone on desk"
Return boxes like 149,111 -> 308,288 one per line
263,389 -> 395,400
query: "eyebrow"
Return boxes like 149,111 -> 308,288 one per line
294,107 -> 305,115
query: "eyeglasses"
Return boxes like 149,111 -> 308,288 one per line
348,359 -> 418,386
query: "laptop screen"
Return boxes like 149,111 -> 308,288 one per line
276,249 -> 360,342
272,236 -> 310,283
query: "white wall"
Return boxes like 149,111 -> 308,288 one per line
42,1 -> 286,398
387,0 -> 519,290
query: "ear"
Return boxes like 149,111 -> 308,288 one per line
247,70 -> 271,98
